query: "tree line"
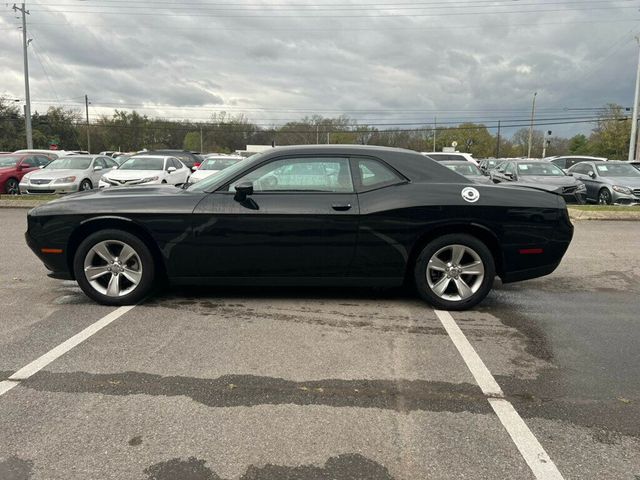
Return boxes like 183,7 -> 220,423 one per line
0,98 -> 632,159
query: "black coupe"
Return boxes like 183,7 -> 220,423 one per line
26,145 -> 573,310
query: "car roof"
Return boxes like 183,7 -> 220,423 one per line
440,160 -> 476,165
254,145 -> 465,183
123,155 -> 169,159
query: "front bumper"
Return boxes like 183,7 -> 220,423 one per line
611,190 -> 640,205
99,178 -> 162,188
25,229 -> 73,279
20,181 -> 79,195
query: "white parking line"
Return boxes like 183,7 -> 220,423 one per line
435,309 -> 564,480
0,306 -> 135,397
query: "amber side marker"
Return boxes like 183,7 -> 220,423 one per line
519,248 -> 544,255
41,248 -> 63,254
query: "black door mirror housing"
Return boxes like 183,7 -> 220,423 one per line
234,182 -> 254,202
588,171 -> 596,179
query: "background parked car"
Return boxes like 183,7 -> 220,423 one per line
20,155 -> 118,194
134,150 -> 201,170
490,159 -> 587,204
13,149 -> 68,160
548,155 -> 607,172
421,151 -> 479,165
0,153 -> 51,194
478,159 -> 499,174
568,160 -> 640,204
629,161 -> 640,172
99,155 -> 190,187
190,155 -> 244,183
440,160 -> 493,184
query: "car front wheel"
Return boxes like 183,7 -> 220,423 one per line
73,230 -> 155,305
414,234 -> 495,311
598,188 -> 612,205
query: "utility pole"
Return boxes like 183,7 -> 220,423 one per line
200,124 -> 203,153
527,92 -> 537,158
542,130 -> 552,158
496,120 -> 501,158
628,37 -> 640,161
433,117 -> 437,151
13,3 -> 32,149
327,131 -> 330,144
85,94 -> 91,153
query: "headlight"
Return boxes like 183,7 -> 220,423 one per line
140,176 -> 159,183
576,183 -> 586,192
612,185 -> 632,195
53,176 -> 76,184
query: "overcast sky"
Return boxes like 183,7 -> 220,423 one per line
0,0 -> 638,138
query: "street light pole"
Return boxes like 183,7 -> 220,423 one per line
527,92 -> 537,158
628,37 -> 640,161
13,3 -> 32,149
85,94 -> 91,153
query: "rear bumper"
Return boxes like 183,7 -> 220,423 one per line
500,261 -> 561,283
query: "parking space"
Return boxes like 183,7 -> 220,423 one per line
1,208 -> 639,479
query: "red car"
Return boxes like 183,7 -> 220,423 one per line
0,153 -> 52,194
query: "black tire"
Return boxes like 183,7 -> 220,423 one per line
79,179 -> 93,191
73,229 -> 155,306
5,178 -> 19,195
598,188 -> 612,205
414,234 -> 495,311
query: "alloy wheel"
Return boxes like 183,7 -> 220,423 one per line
6,178 -> 19,195
426,244 -> 485,302
598,190 -> 611,205
80,180 -> 92,191
83,240 -> 143,297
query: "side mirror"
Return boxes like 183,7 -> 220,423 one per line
112,166 -> 117,169
94,166 -> 103,171
16,164 -> 24,171
504,172 -> 513,179
588,171 -> 596,179
39,165 -> 45,169
566,172 -> 573,176
167,166 -> 177,173
192,166 -> 198,172
234,181 -> 254,202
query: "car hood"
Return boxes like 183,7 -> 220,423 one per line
516,176 -> 580,191
29,184 -> 205,216
103,169 -> 163,180
600,176 -> 640,187
26,169 -> 86,179
191,169 -> 220,178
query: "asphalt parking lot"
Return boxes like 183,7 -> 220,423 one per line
1,207 -> 639,480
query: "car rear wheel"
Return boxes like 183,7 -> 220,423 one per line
414,234 -> 495,311
73,230 -> 155,306
79,179 -> 92,191
5,178 -> 19,195
598,188 -> 612,205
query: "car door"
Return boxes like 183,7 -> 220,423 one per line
90,157 -> 107,185
18,156 -> 41,180
176,159 -> 190,183
191,155 -> 359,279
571,163 -> 596,201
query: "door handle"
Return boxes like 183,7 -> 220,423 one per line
332,204 -> 352,211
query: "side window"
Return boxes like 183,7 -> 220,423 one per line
95,158 -> 106,168
552,158 -> 566,169
504,163 -> 516,177
230,157 -> 353,193
22,156 -> 37,167
104,158 -> 117,168
356,158 -> 404,190
35,156 -> 50,167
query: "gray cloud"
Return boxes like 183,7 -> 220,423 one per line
0,0 -> 637,137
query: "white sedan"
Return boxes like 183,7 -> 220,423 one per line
190,155 -> 244,183
99,155 -> 190,188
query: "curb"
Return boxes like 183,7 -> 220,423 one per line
0,201 -> 43,209
568,209 -> 640,221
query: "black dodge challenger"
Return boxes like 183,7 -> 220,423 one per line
26,145 -> 574,310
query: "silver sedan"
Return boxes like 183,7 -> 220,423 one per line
20,155 -> 119,194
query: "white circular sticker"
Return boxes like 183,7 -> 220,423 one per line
461,187 -> 480,203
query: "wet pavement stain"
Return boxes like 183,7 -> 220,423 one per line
128,435 -> 143,446
0,455 -> 34,480
144,454 -> 394,480
21,371 -> 490,414
145,456 -> 219,480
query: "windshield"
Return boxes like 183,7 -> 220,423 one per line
199,158 -> 240,171
0,156 -> 20,168
596,163 -> 640,177
517,163 -> 565,176
188,154 -> 261,192
46,156 -> 92,170
444,163 -> 482,176
119,157 -> 165,170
